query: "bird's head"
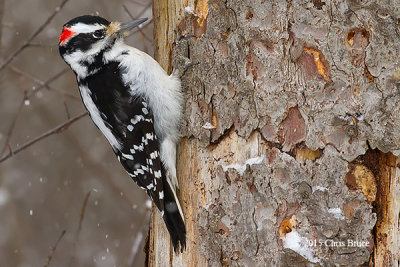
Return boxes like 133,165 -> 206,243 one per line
59,15 -> 146,77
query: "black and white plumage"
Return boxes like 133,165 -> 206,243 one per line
58,15 -> 185,251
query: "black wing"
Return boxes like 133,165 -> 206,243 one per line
80,61 -> 185,251
81,61 -> 165,211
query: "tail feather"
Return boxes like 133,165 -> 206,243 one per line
162,179 -> 186,252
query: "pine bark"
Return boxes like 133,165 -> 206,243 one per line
148,0 -> 400,266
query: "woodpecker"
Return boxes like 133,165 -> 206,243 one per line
58,15 -> 185,251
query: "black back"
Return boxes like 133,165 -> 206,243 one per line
79,61 -> 165,210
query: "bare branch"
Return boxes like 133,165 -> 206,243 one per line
44,230 -> 67,267
0,0 -> 71,71
0,111 -> 88,163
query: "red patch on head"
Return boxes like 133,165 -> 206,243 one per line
59,27 -> 76,45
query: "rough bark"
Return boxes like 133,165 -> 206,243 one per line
149,0 -> 400,266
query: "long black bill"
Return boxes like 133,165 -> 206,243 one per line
117,18 -> 148,35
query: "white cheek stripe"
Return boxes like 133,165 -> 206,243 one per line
79,85 -> 121,150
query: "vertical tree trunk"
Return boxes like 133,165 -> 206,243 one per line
148,0 -> 400,266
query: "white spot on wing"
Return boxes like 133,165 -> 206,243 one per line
127,125 -> 134,131
133,144 -> 144,151
146,133 -> 154,140
147,183 -> 154,190
154,170 -> 162,178
131,115 -> 144,125
159,191 -> 164,199
121,153 -> 133,160
141,165 -> 149,172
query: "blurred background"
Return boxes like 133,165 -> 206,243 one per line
0,0 -> 153,266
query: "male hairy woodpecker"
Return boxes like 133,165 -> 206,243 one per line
58,15 -> 186,251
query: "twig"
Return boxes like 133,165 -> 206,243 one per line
77,191 -> 92,241
68,190 -> 92,267
44,230 -> 66,267
10,67 -> 73,99
0,111 -> 88,163
10,67 -> 69,97
63,101 -> 70,119
0,0 -> 71,71
0,98 -> 24,156
26,69 -> 69,98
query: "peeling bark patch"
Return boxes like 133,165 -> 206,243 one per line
191,0 -> 209,36
278,107 -> 306,152
260,123 -> 275,142
279,215 -> 297,237
391,68 -> 400,81
195,0 -> 209,26
302,47 -> 330,81
365,65 -> 375,83
353,165 -> 377,202
295,145 -> 322,162
345,164 -> 377,202
346,28 -> 370,66
246,11 -> 253,19
347,28 -> 369,47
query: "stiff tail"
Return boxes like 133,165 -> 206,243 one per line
162,179 -> 186,252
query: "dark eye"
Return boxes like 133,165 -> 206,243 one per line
92,30 -> 104,39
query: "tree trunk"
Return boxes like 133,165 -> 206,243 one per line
148,0 -> 400,266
